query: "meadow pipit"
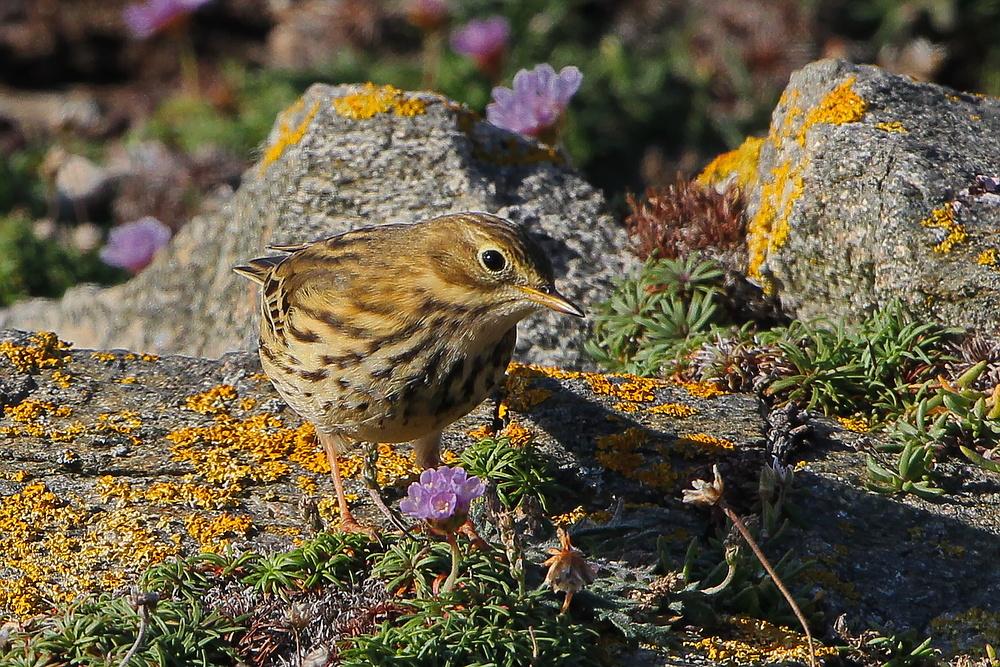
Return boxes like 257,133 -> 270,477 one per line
235,212 -> 583,532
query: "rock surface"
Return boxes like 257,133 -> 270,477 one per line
702,59 -> 1000,333
2,327 -> 999,662
0,84 -> 634,369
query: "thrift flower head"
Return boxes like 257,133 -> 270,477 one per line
682,464 -> 725,506
542,527 -> 596,613
486,63 -> 582,141
99,216 -> 172,273
400,466 -> 485,532
450,16 -> 509,76
404,0 -> 450,31
124,0 -> 211,39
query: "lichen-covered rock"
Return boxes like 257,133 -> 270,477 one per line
701,59 -> 1000,332
3,328 -> 1000,660
0,84 -> 632,369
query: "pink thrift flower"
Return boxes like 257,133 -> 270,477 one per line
450,16 -> 510,75
400,466 -> 485,533
124,0 -> 211,39
99,217 -> 172,273
486,63 -> 583,140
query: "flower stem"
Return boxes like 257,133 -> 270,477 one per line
441,531 -> 461,593
722,504 -> 816,667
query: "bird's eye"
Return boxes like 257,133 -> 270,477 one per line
480,249 -> 507,272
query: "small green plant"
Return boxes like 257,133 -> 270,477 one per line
586,255 -> 728,376
2,593 -> 242,667
460,436 -> 565,511
864,624 -> 938,667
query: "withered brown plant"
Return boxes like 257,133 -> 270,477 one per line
625,177 -> 746,262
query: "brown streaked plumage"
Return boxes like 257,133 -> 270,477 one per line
235,212 -> 583,532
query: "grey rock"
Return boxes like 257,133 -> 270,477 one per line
729,59 -> 1000,332
0,84 -> 634,370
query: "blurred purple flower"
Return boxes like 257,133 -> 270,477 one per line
124,0 -> 211,39
450,16 -> 509,75
404,0 -> 450,31
99,217 -> 172,273
486,64 -> 583,140
400,466 -> 485,532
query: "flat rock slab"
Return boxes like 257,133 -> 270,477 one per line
0,84 -> 634,369
2,327 -> 999,663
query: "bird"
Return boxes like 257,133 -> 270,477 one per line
234,212 -> 584,532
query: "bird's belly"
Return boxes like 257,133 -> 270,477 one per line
262,329 -> 514,446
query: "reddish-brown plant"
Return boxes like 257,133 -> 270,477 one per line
625,177 -> 746,262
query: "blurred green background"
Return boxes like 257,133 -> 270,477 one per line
0,0 -> 997,306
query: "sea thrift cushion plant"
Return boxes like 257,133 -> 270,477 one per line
450,16 -> 510,78
400,466 -> 485,594
99,217 -> 172,273
124,0 -> 211,38
400,466 -> 485,533
486,63 -> 583,143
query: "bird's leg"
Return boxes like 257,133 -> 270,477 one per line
361,442 -> 413,535
318,431 -> 375,535
412,430 -> 443,469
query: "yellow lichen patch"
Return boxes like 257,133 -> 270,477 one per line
497,420 -> 534,447
90,352 -> 117,362
587,373 -> 667,403
96,475 -> 236,510
673,433 -> 735,455
635,461 -> 677,491
929,607 -> 1000,657
595,428 -> 647,475
675,380 -> 726,399
51,370 -> 72,388
613,401 -> 641,413
551,505 -> 611,527
647,403 -> 698,418
97,411 -> 141,434
978,248 -> 1000,272
506,362 -> 583,381
4,400 -> 71,422
140,353 -> 159,362
875,121 -> 907,133
799,78 -> 867,145
296,475 -> 318,494
696,136 -> 765,192
747,158 -> 805,282
185,513 -> 253,553
685,616 -> 838,664
167,413 -> 298,485
186,384 -> 240,414
921,202 -> 966,253
466,424 -> 495,440
0,332 -> 72,373
115,376 -> 138,384
333,83 -> 427,120
837,415 -> 871,432
503,371 -> 553,412
259,97 -> 321,174
0,481 -> 174,617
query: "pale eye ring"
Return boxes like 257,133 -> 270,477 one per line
480,249 -> 506,272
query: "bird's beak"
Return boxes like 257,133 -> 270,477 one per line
517,285 -> 585,318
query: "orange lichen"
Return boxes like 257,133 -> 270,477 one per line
97,411 -> 141,434
875,121 -> 907,133
333,83 -> 428,120
185,513 -> 253,553
685,616 -> 838,663
185,384 -> 240,414
115,376 -> 138,384
675,380 -> 727,398
800,78 -> 867,145
296,475 -> 319,494
90,352 -> 117,362
587,373 -> 667,403
921,202 -> 966,253
647,403 -> 698,417
674,433 -> 735,454
613,401 -> 641,413
0,481 -> 174,617
259,97 -> 321,174
0,332 -> 72,373
836,415 -> 871,432
4,400 -> 71,422
595,428 -> 647,474
696,136 -> 765,192
977,249 -> 1000,272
